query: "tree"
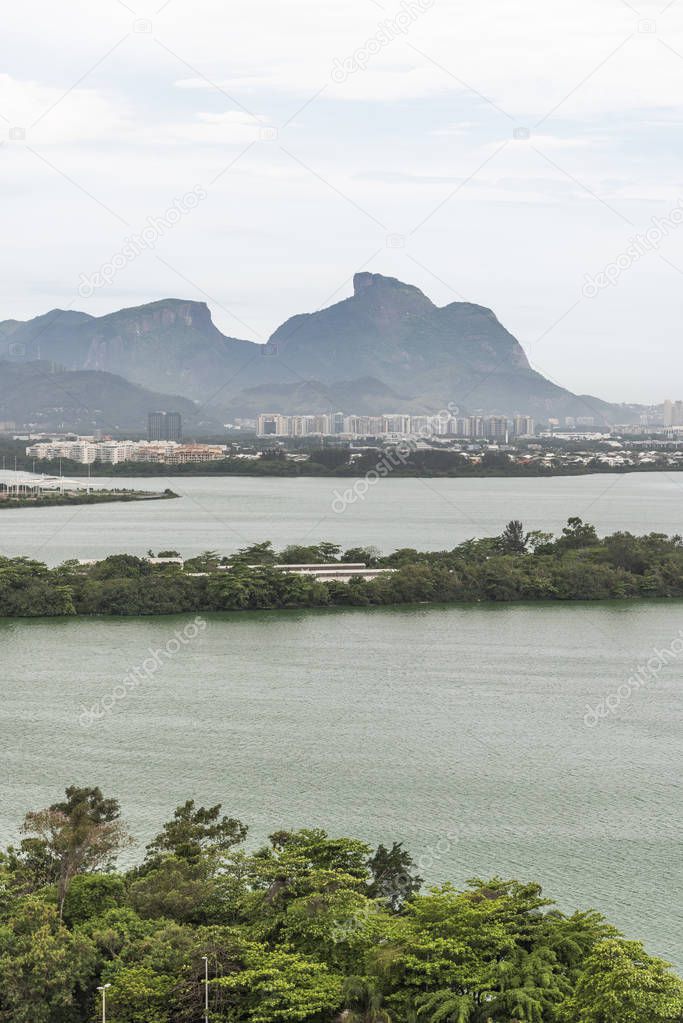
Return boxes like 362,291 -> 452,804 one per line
62,873 -> 126,926
0,900 -> 97,1023
240,829 -> 375,963
101,964 -> 176,1023
499,520 -> 527,555
279,543 -> 341,564
526,530 -> 554,554
560,938 -> 683,1023
19,786 -> 131,919
367,843 -> 422,911
556,517 -> 599,552
129,856 -> 217,924
215,945 -> 344,1022
145,800 -> 248,864
231,541 -> 277,565
414,988 -> 476,1022
342,547 -> 381,566
183,550 -> 220,572
340,975 -> 392,1022
91,554 -> 151,579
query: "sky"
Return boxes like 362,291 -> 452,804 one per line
2,0 -> 683,402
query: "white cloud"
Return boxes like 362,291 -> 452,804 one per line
156,110 -> 268,145
0,73 -> 129,144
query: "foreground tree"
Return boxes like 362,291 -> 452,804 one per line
145,800 -> 248,864
367,843 -> 422,911
0,900 -> 96,1023
215,945 -> 343,1022
340,975 -> 392,1022
18,786 -> 131,919
1,787 -> 682,1023
559,938 -> 683,1023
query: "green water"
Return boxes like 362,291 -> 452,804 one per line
1,601 -> 681,966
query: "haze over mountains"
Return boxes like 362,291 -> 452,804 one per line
0,362 -> 200,435
0,273 -> 625,430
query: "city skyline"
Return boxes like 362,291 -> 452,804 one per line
256,411 -> 536,440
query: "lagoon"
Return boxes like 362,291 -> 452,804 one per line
0,471 -> 682,564
1,600 -> 681,966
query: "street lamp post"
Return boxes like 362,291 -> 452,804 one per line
97,983 -> 111,1023
201,955 -> 209,1023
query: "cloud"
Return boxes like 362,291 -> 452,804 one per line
156,110 -> 268,145
431,122 -> 477,137
147,0 -> 683,116
0,73 -> 129,144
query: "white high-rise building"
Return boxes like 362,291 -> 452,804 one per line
513,415 -> 535,438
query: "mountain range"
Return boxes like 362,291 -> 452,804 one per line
0,273 -> 627,430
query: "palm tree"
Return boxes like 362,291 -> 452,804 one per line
415,989 -> 477,1023
415,947 -> 569,1023
339,976 -> 392,1023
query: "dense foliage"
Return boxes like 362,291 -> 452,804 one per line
1,787 -> 681,1023
2,520 -> 683,617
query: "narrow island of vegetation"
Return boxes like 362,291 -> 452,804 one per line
1,784 -> 681,1022
2,519 -> 683,616
0,487 -> 178,511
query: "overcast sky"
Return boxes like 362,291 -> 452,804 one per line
2,0 -> 683,402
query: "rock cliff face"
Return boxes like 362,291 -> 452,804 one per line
0,277 -> 621,422
0,300 -> 255,402
266,273 -> 533,391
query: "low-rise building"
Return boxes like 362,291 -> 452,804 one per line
26,439 -> 227,465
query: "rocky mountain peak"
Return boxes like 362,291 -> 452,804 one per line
352,272 -> 432,305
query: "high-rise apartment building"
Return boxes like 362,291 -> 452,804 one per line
254,410 -> 537,440
486,416 -> 508,442
513,415 -> 535,438
469,416 -> 486,438
663,400 -> 683,426
148,411 -> 182,442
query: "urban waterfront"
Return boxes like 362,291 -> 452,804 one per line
1,601 -> 681,968
1,471 -> 683,563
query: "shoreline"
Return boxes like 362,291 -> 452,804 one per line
2,593 -> 683,622
44,463 -> 683,479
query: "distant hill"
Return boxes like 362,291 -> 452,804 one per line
0,361 -> 213,434
0,301 -> 254,405
0,275 -> 626,423
229,376 -> 411,416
